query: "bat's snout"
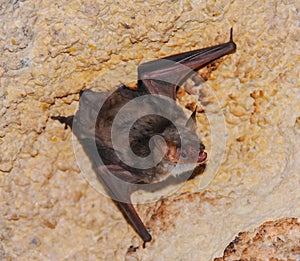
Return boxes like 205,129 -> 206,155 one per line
197,143 -> 207,163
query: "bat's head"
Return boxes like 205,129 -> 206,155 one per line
151,135 -> 206,183
149,110 -> 207,182
164,140 -> 207,164
161,109 -> 207,164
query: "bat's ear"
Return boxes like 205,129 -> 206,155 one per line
151,136 -> 169,155
185,108 -> 197,131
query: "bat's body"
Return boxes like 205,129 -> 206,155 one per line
53,29 -> 236,243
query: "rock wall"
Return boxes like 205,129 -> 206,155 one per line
0,0 -> 299,260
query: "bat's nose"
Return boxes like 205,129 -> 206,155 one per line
197,143 -> 207,163
200,143 -> 205,151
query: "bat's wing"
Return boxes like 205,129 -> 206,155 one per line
95,164 -> 152,243
138,28 -> 236,100
51,89 -> 110,132
53,109 -> 152,242
75,136 -> 152,243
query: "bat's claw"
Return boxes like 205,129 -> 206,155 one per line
51,115 -> 74,129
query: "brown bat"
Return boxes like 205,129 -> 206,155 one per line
52,29 -> 236,244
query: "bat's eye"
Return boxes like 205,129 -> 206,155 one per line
180,151 -> 187,158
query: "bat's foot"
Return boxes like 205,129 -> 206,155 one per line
51,115 -> 74,129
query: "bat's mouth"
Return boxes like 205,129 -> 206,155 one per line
197,143 -> 207,163
197,150 -> 207,163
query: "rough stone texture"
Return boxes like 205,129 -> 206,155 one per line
214,218 -> 300,260
0,0 -> 299,260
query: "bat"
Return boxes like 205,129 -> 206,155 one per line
52,29 -> 236,244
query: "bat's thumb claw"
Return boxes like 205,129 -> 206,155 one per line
51,115 -> 74,129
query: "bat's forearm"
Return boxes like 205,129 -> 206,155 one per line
117,201 -> 152,243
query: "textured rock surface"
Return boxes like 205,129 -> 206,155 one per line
0,0 -> 299,260
214,218 -> 300,260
